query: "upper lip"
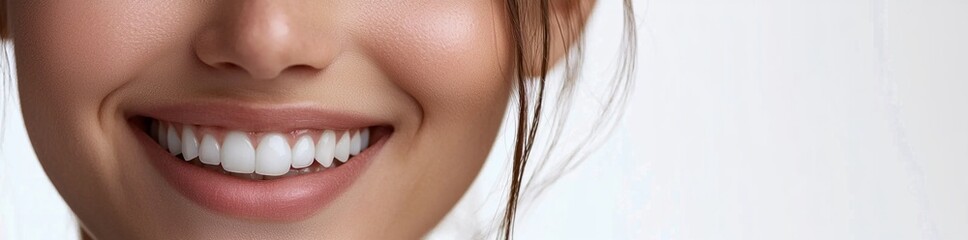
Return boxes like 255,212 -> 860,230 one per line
128,100 -> 388,132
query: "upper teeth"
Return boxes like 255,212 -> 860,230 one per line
151,120 -> 371,177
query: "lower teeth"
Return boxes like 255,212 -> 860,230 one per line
185,157 -> 335,181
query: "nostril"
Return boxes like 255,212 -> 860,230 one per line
285,64 -> 322,76
213,62 -> 243,71
289,64 -> 316,71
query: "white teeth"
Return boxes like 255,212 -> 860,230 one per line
255,133 -> 292,176
291,135 -> 315,168
221,131 -> 255,174
151,120 -> 377,178
198,134 -> 221,165
316,130 -> 336,168
362,128 -> 370,149
335,131 -> 350,163
166,125 -> 182,156
181,125 -> 199,161
350,130 -> 362,155
158,123 -> 169,149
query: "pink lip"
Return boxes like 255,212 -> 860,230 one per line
135,124 -> 384,221
128,102 -> 388,221
131,101 -> 387,131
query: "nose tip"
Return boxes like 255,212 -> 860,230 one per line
194,1 -> 335,80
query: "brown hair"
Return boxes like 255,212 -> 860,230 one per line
502,0 -> 636,239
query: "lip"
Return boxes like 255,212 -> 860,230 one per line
129,101 -> 388,132
134,122 -> 385,221
128,102 -> 389,221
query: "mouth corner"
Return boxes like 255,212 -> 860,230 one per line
127,115 -> 153,133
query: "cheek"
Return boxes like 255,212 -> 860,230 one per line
11,2 -> 183,102
9,0 -> 197,201
11,1 -> 198,153
353,1 -> 513,116
343,2 -> 514,232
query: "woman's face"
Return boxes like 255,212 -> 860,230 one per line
9,1 -> 512,239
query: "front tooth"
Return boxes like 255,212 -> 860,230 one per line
166,124 -> 182,156
291,135 -> 315,168
181,125 -> 199,161
255,133 -> 292,176
158,122 -> 169,149
221,131 -> 255,173
334,131 -> 350,162
349,130 -> 362,155
361,128 -> 370,149
198,134 -> 221,165
315,130 -> 336,167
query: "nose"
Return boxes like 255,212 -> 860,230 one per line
194,0 -> 337,80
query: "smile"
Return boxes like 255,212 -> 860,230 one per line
149,120 -> 373,180
129,103 -> 392,221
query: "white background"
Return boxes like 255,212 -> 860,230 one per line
3,0 -> 967,239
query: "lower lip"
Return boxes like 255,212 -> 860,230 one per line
133,123 -> 383,221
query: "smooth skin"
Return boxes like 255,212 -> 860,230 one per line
2,0 -> 591,239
